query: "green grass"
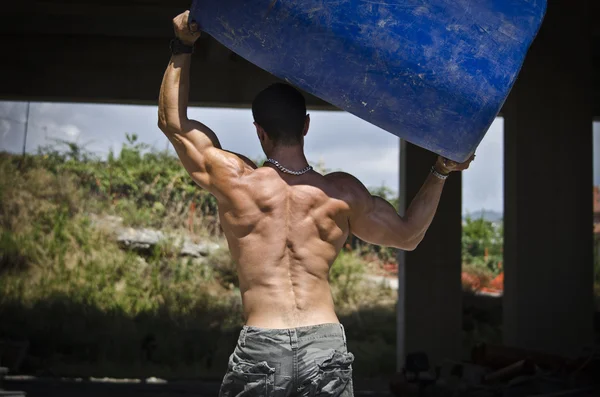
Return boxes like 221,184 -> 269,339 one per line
0,144 -> 397,379
4,140 -> 593,380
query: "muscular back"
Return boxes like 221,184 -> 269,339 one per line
159,18 -> 469,329
217,168 -> 353,328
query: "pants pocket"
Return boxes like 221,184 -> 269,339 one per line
311,350 -> 355,397
219,357 -> 276,397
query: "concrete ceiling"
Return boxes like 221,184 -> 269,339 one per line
0,0 -> 598,115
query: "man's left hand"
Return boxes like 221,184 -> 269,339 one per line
435,154 -> 475,175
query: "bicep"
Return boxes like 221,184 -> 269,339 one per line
328,171 -> 417,249
350,196 -> 414,249
165,119 -> 253,196
166,118 -> 221,156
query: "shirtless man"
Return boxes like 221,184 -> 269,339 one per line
159,11 -> 473,397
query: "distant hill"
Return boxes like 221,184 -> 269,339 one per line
463,210 -> 503,223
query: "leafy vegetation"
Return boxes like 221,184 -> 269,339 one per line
8,135 -> 594,380
33,134 -> 219,231
461,216 -> 504,296
0,139 -> 396,379
462,217 -> 503,275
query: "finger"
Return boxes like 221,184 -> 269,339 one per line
190,22 -> 199,32
178,14 -> 186,29
181,11 -> 189,26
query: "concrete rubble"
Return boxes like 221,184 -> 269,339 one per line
116,228 -> 220,258
0,367 -> 25,397
390,345 -> 599,397
90,214 -> 222,258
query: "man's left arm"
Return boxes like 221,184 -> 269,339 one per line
337,155 -> 473,250
158,11 -> 255,200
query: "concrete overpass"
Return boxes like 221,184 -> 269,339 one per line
0,0 -> 597,366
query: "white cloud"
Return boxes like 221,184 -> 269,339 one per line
0,101 -> 27,122
8,101 -> 582,215
0,120 -> 10,139
61,124 -> 81,138
35,102 -> 61,115
358,145 -> 399,175
462,119 -> 504,213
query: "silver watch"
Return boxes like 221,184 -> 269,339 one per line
430,166 -> 449,180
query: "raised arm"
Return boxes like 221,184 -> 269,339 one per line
158,11 -> 255,200
335,156 -> 473,251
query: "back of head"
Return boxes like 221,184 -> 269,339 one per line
252,83 -> 307,146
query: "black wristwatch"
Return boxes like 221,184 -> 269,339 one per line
170,38 -> 194,55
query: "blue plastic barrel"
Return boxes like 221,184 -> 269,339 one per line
190,0 -> 546,161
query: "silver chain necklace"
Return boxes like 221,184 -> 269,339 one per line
265,158 -> 313,176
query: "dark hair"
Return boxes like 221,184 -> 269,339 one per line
252,83 -> 307,146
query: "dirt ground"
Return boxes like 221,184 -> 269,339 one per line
4,377 -> 393,397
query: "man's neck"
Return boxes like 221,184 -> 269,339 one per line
267,145 -> 309,170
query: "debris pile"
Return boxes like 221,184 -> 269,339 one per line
90,214 -> 222,258
390,345 -> 599,397
116,227 -> 220,257
0,341 -> 27,397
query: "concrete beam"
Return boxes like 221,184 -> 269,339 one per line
0,34 -> 333,109
0,0 -> 189,38
1,0 -> 599,116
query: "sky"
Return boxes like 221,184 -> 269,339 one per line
1,101 -> 599,215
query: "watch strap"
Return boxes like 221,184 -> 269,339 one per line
170,38 -> 194,54
431,165 -> 449,180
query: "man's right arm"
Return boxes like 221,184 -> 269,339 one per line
158,11 -> 255,202
332,156 -> 473,251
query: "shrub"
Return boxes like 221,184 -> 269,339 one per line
329,250 -> 366,305
462,216 -> 503,275
0,140 -> 399,379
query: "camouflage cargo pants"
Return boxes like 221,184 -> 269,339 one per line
219,323 -> 354,397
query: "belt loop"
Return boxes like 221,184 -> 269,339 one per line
240,326 -> 247,348
339,324 -> 347,347
289,328 -> 298,350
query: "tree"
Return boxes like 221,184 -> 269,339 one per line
462,216 -> 503,274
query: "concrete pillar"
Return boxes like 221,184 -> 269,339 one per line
503,0 -> 594,356
397,141 -> 463,368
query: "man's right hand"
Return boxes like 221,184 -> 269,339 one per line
172,10 -> 201,46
